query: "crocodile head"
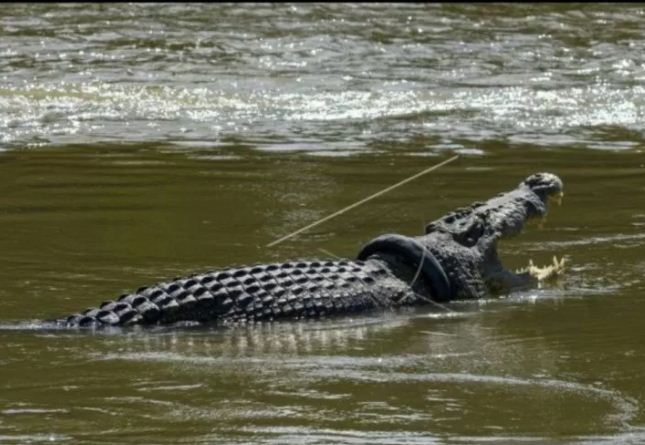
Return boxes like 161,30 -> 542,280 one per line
419,172 -> 564,299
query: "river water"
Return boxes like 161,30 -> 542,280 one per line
1,3 -> 645,444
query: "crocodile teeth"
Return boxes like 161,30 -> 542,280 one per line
516,256 -> 567,282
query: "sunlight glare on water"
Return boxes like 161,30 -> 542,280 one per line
1,4 -> 645,153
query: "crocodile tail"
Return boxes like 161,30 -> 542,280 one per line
59,259 -> 409,329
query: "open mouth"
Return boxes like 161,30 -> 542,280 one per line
384,172 -> 567,300
422,172 -> 565,297
514,189 -> 566,284
484,174 -> 566,293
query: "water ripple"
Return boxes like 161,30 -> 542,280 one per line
1,4 -> 644,153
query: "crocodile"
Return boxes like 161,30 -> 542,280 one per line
53,172 -> 564,329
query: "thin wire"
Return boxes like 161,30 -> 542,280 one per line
399,246 -> 456,313
409,241 -> 426,290
414,293 -> 456,312
317,248 -> 342,259
266,154 -> 459,248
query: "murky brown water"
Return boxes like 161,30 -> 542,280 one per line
1,4 -> 645,444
